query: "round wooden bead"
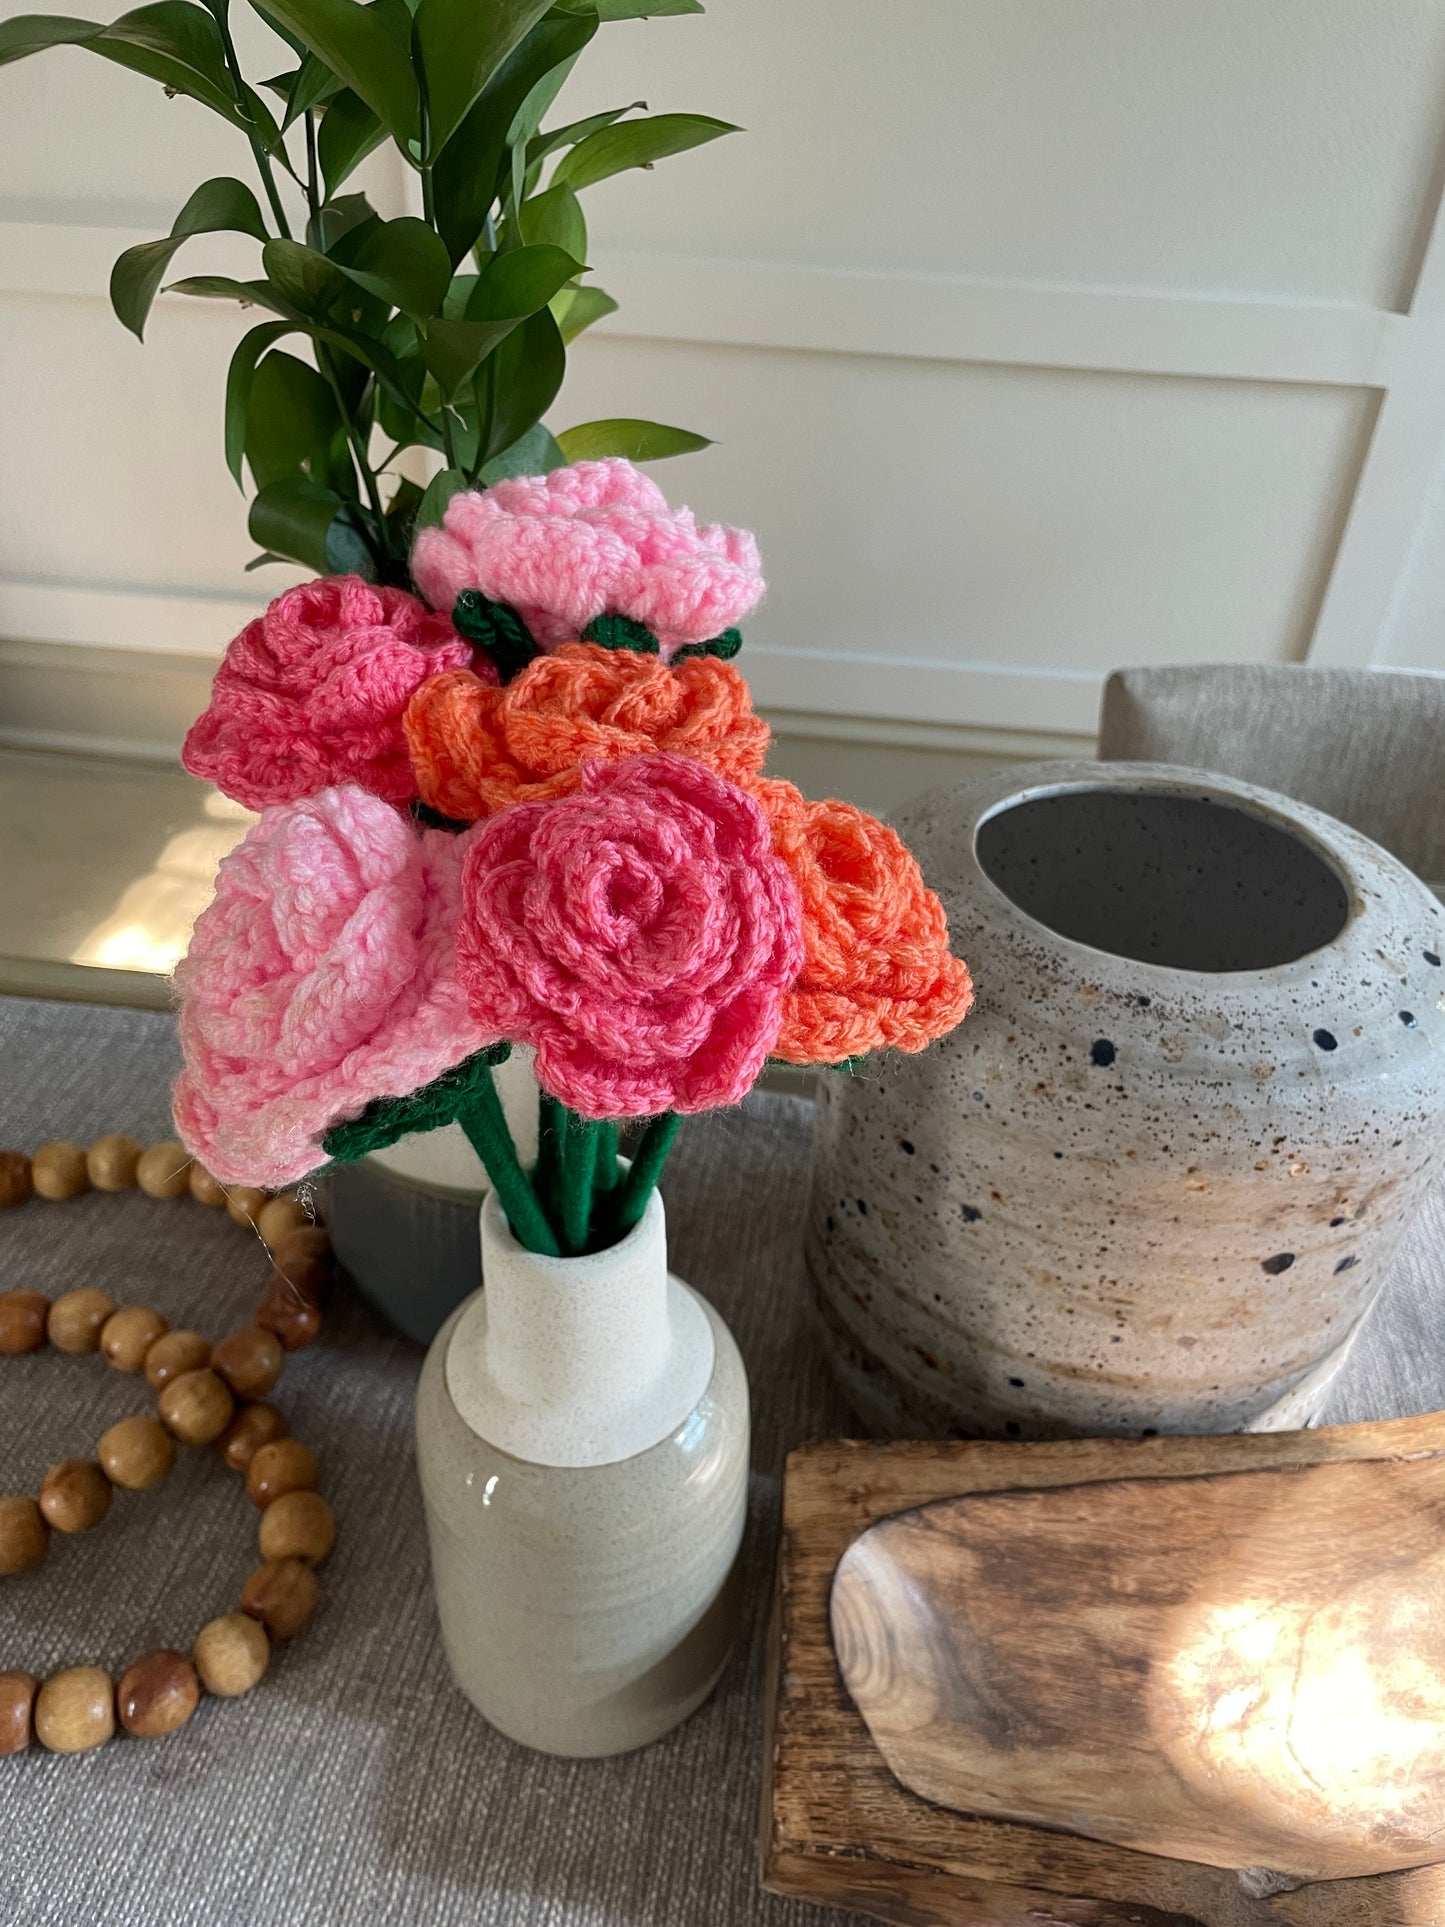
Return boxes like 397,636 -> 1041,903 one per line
255,1279 -> 323,1352
97,1415 -> 175,1492
158,1367 -> 234,1445
246,1438 -> 319,1509
226,1185 -> 269,1229
30,1140 -> 89,1201
256,1194 -> 310,1249
188,1162 -> 228,1208
47,1287 -> 116,1354
259,1490 -> 335,1567
135,1140 -> 192,1200
0,1496 -> 48,1575
212,1325 -> 284,1400
117,1649 -> 199,1739
193,1613 -> 269,1697
240,1558 -> 317,1641
0,1151 -> 32,1209
0,1672 -> 37,1755
101,1304 -> 169,1373
34,1668 -> 115,1753
0,1289 -> 50,1356
216,1402 -> 288,1474
86,1132 -> 142,1192
38,1459 -> 113,1534
143,1328 -> 211,1391
270,1226 -> 332,1300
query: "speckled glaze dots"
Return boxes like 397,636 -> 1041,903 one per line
807,762 -> 1445,1441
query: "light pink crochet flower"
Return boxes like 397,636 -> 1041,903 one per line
456,754 -> 804,1119
411,458 -> 765,663
182,575 -> 478,811
172,786 -> 498,1186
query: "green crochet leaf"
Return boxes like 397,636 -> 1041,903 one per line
322,1043 -> 513,1165
672,626 -> 742,662
451,591 -> 538,683
581,612 -> 659,654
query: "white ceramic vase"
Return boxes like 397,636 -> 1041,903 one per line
414,1184 -> 750,1757
808,761 -> 1445,1440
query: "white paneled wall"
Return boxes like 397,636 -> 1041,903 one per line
3,0 -> 1445,764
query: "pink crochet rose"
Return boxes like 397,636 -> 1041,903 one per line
172,786 -> 498,1186
456,753 -> 804,1119
182,575 -> 479,811
411,458 -> 765,663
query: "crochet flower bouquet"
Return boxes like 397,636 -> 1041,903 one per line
172,460 -> 974,1258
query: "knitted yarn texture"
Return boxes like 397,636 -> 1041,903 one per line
404,641 -> 770,820
410,458 -> 765,663
182,575 -> 478,811
456,753 -> 804,1119
172,786 -> 498,1186
748,778 -> 975,1064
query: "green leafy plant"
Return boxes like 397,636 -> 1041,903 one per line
0,0 -> 736,583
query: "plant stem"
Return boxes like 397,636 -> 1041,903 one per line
534,1091 -> 563,1224
459,1070 -> 561,1257
594,1122 -> 619,1190
317,350 -> 387,532
559,1112 -> 599,1256
304,108 -> 321,215
212,0 -> 293,241
616,1113 -> 680,1234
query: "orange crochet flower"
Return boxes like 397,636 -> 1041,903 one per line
404,641 -> 770,820
749,778 -> 974,1064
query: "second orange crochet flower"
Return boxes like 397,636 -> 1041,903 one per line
749,778 -> 974,1064
405,640 -> 770,820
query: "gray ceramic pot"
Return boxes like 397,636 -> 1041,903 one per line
807,761 -> 1445,1440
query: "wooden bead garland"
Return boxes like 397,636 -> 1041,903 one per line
0,1136 -> 337,1756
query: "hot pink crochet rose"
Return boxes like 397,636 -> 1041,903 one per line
456,754 -> 804,1119
172,786 -> 498,1186
411,458 -> 765,662
182,575 -> 478,811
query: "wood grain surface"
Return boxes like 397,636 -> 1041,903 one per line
832,1452 -> 1445,1880
761,1413 -> 1445,1927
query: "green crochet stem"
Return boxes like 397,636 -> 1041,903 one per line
593,1122 -> 619,1191
451,591 -> 539,683
558,1111 -> 601,1256
322,1043 -> 511,1165
458,1073 -> 561,1258
615,1112 -> 681,1234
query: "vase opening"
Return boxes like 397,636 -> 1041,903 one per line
974,785 -> 1351,973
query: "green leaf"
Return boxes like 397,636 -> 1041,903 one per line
224,319 -> 292,484
307,189 -> 376,253
109,176 -> 268,340
555,418 -> 711,463
527,102 -> 645,171
553,281 -> 617,343
418,318 -> 519,397
325,503 -> 376,575
479,421 -> 563,483
0,5 -> 269,136
553,112 -> 739,192
245,349 -> 351,492
333,216 -> 451,317
414,0 -> 553,156
415,466 -> 468,532
168,274 -> 297,317
252,0 -> 418,145
249,476 -> 349,573
283,49 -> 342,125
430,7 -> 595,265
317,88 -> 383,195
468,242 -> 582,319
244,550 -> 288,571
262,236 -> 345,314
517,182 -> 585,261
482,305 -> 564,463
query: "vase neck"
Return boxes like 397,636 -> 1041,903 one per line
478,1187 -> 670,1414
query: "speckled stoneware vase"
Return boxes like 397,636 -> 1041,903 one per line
807,760 -> 1445,1440
415,1184 -> 749,1756
328,1050 -> 539,1343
